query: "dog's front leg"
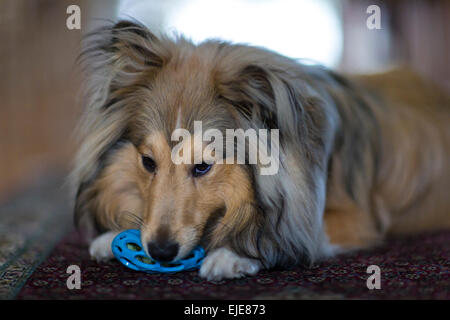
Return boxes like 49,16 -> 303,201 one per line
199,247 -> 262,281
89,231 -> 121,262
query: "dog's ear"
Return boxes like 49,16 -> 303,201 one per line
216,59 -> 327,159
216,64 -> 279,129
80,20 -> 167,110
216,61 -> 314,134
216,55 -> 329,172
108,20 -> 165,69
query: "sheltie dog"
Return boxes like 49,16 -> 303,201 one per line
71,21 -> 450,280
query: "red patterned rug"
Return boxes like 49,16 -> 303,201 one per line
17,230 -> 450,299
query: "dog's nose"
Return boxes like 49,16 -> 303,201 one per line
147,241 -> 179,262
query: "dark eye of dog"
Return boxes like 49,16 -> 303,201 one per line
142,156 -> 156,173
192,162 -> 212,177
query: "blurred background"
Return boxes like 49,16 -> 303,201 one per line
0,0 -> 449,204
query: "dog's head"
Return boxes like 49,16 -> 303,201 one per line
73,20 -> 338,265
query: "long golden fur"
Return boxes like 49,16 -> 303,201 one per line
72,21 -> 450,280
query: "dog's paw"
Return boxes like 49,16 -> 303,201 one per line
89,231 -> 120,262
199,247 -> 261,281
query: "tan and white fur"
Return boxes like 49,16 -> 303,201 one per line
71,21 -> 450,281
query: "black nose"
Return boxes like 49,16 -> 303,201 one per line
147,241 -> 179,262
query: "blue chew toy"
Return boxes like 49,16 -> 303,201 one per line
111,229 -> 205,273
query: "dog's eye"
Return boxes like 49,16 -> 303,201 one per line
142,156 -> 156,173
192,162 -> 212,177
